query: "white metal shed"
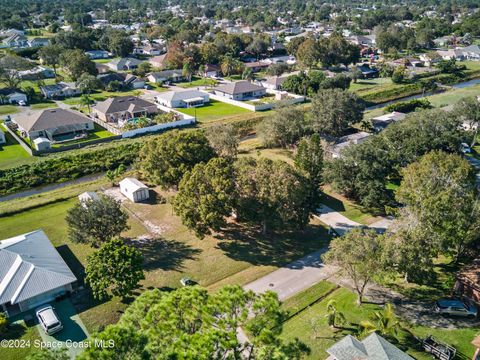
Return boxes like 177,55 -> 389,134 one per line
119,178 -> 150,203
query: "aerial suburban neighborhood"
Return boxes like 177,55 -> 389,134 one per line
0,0 -> 480,359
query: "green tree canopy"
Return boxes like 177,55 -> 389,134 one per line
85,238 -> 144,300
139,131 -> 215,188
66,194 -> 129,247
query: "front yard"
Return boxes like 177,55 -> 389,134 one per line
176,99 -> 251,123
280,282 -> 480,360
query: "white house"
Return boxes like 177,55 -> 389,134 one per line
155,89 -> 209,108
0,89 -> 27,104
371,111 -> 406,131
39,82 -> 81,99
119,178 -> 150,203
0,230 -> 77,315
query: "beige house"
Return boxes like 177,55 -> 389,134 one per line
92,96 -> 159,124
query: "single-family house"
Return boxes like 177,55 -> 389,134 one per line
13,108 -> 94,142
0,88 -> 27,104
133,43 -> 163,56
98,72 -> 145,89
433,35 -> 455,47
349,34 -> 376,47
2,33 -> 28,48
213,81 -> 266,101
461,45 -> 480,61
371,111 -> 406,131
0,128 -> 5,144
356,64 -> 379,78
437,49 -> 464,61
148,54 -> 168,69
17,66 -> 55,80
147,70 -> 184,84
329,131 -> 371,159
454,259 -> 480,304
107,57 -> 143,71
27,37 -> 50,47
0,230 -> 77,315
156,89 -> 209,108
92,96 -> 158,123
244,61 -> 270,73
119,178 -> 150,203
260,75 -> 291,90
326,333 -> 413,360
85,50 -> 110,59
201,64 -> 221,78
39,82 -> 81,99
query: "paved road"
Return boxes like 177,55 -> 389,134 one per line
244,250 -> 338,301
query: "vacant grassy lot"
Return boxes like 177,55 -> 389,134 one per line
350,77 -> 392,92
177,99 -> 251,123
280,284 -> 480,360
0,124 -> 34,169
0,184 -> 331,336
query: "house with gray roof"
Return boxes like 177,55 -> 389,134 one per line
0,230 -> 77,315
39,82 -> 81,99
326,333 -> 413,360
107,57 -> 143,71
213,80 -> 266,100
92,96 -> 159,123
13,108 -> 94,142
155,89 -> 209,108
147,70 -> 184,84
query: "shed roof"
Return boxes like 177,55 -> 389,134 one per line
120,177 -> 148,192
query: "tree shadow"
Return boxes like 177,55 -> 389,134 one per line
215,222 -> 330,267
135,237 -> 202,272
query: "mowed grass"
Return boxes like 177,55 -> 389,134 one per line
176,76 -> 218,88
280,285 -> 480,360
0,320 -> 42,360
0,185 -> 331,335
177,99 -> 251,123
0,124 -> 34,169
320,186 -> 379,225
51,124 -> 115,149
0,105 -> 19,116
349,77 -> 392,92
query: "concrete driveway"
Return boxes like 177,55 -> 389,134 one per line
36,299 -> 89,359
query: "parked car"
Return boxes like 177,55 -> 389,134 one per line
434,298 -> 477,318
460,143 -> 471,154
180,277 -> 197,286
18,100 -> 27,106
36,305 -> 63,335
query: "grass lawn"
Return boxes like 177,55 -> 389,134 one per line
320,186 -> 379,225
176,76 -> 218,89
350,77 -> 392,92
0,124 -> 33,169
177,99 -> 251,123
0,184 -> 332,335
280,284 -> 480,360
29,101 -> 58,110
0,105 -> 19,116
51,124 -> 115,149
0,320 -> 42,360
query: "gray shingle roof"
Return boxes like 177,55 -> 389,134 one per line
93,96 -> 156,115
0,230 -> 76,306
214,80 -> 264,95
327,334 -> 414,360
156,89 -> 208,102
13,108 -> 91,132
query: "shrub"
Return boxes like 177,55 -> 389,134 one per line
385,98 -> 432,113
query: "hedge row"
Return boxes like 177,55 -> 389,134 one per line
0,141 -> 141,197
385,98 -> 432,113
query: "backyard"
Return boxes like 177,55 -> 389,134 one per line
177,99 -> 251,123
0,124 -> 33,169
280,282 -> 480,360
51,124 -> 116,149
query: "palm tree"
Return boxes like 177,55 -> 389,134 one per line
360,303 -> 404,340
325,299 -> 346,329
80,94 -> 93,114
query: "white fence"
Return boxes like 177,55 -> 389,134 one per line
208,91 -> 305,112
122,118 -> 196,138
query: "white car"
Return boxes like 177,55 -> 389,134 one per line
18,100 -> 27,106
460,143 -> 472,154
36,305 -> 63,335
